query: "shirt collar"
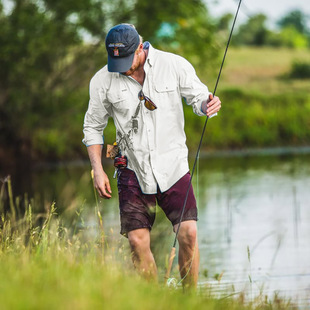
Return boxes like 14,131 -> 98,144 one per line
143,41 -> 154,67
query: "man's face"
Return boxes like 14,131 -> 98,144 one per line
121,49 -> 142,76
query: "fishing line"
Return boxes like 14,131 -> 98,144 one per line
233,0 -> 251,18
165,0 -> 243,285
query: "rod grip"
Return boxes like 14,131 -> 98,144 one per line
165,247 -> 176,282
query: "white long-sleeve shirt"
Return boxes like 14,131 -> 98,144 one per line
83,42 -> 211,194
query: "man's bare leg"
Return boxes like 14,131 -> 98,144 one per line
174,220 -> 199,289
127,228 -> 158,281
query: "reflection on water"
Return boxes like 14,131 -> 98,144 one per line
197,154 -> 310,306
4,153 -> 310,306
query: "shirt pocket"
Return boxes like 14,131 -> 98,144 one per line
154,80 -> 179,110
106,91 -> 130,117
155,81 -> 177,93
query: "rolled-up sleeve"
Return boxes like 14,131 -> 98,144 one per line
82,75 -> 110,146
177,56 -> 211,116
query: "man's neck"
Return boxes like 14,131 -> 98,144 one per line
130,49 -> 148,86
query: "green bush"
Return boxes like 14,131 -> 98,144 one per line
288,61 -> 310,79
184,89 -> 310,151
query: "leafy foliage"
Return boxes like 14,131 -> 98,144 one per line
233,14 -> 269,46
0,0 -> 108,160
134,0 -> 218,69
277,10 -> 309,35
288,61 -> 310,79
0,0 -> 218,163
232,10 -> 310,48
267,26 -> 309,48
1,1 -> 310,166
184,89 -> 310,150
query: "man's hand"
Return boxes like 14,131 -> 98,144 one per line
201,94 -> 222,117
93,168 -> 112,199
87,144 -> 112,199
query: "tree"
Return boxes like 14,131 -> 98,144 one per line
278,10 -> 309,35
0,0 -> 218,166
267,26 -> 308,49
265,10 -> 310,48
133,0 -> 218,70
217,13 -> 233,32
0,0 -> 112,162
233,14 -> 269,46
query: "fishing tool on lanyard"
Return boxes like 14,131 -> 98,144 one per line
106,142 -> 128,178
165,0 -> 243,287
106,100 -> 142,176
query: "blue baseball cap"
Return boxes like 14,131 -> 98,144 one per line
105,24 -> 140,73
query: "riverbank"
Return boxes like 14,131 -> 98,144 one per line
1,47 -> 309,168
198,145 -> 310,158
184,88 -> 310,151
0,193 -> 296,310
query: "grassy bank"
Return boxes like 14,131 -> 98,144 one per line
1,47 -> 309,166
0,47 -> 310,165
184,88 -> 310,150
183,47 -> 310,151
0,178 -> 294,310
199,47 -> 310,94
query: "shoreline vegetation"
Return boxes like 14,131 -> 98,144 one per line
1,47 -> 309,170
0,180 -> 295,309
1,4 -> 309,308
184,88 -> 310,151
185,46 -> 310,152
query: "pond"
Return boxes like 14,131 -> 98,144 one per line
196,152 -> 310,306
5,151 -> 310,306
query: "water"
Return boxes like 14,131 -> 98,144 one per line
196,154 -> 310,306
4,152 -> 310,306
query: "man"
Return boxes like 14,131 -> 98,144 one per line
83,24 -> 221,288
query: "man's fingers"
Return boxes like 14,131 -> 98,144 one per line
102,188 -> 112,199
92,170 -> 112,199
106,180 -> 112,194
206,96 -> 221,116
207,105 -> 221,116
208,95 -> 220,106
97,186 -> 112,199
95,182 -> 112,199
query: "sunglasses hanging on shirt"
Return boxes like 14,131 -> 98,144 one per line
138,90 -> 157,111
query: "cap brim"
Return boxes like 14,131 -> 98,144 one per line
107,53 -> 135,73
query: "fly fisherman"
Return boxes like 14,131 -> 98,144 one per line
83,23 -> 221,288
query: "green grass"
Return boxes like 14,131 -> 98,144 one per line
0,177 -> 294,309
181,47 -> 310,151
199,47 -> 310,94
184,88 -> 310,151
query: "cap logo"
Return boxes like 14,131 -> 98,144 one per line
114,47 -> 119,56
108,43 -> 125,47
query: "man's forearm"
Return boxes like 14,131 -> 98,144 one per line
87,144 -> 112,198
87,145 -> 104,172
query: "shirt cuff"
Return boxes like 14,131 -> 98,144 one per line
82,135 -> 104,147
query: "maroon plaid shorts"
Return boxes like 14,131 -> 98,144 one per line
117,168 -> 197,236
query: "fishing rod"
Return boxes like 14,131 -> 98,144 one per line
165,0 -> 243,285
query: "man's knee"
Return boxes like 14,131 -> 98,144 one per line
128,228 -> 150,251
175,221 -> 197,248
